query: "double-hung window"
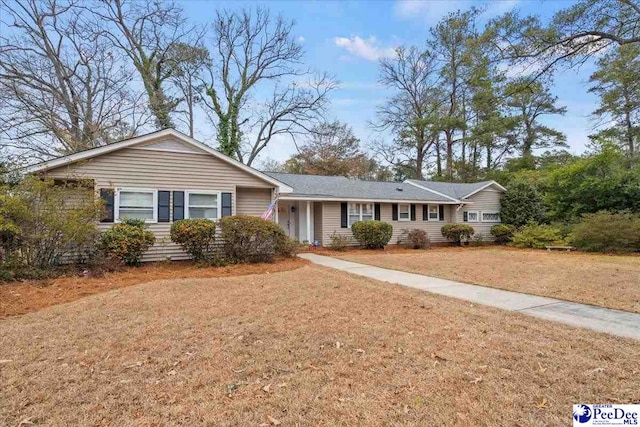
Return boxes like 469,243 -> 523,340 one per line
116,188 -> 157,222
398,204 -> 410,221
428,205 -> 440,220
481,212 -> 500,222
348,203 -> 374,227
466,210 -> 479,222
186,191 -> 220,220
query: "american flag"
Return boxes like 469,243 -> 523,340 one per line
261,198 -> 278,220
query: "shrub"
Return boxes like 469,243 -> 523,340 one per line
490,224 -> 517,244
510,223 -> 563,249
351,220 -> 393,249
406,229 -> 428,249
441,224 -> 475,245
570,211 -> 640,253
0,177 -> 102,271
278,237 -> 303,258
101,218 -> 155,266
170,219 -> 218,262
328,231 -> 351,251
500,182 -> 545,227
219,215 -> 288,263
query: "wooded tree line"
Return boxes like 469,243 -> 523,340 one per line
1,0 -> 639,183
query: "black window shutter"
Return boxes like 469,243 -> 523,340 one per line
340,202 -> 348,228
439,205 -> 445,221
410,204 -> 416,221
374,203 -> 381,220
221,192 -> 232,217
422,205 -> 428,221
99,188 -> 114,223
392,204 -> 398,221
463,211 -> 468,222
173,191 -> 184,221
158,191 -> 170,222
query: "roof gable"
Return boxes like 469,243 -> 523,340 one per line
405,179 -> 505,200
24,129 -> 292,193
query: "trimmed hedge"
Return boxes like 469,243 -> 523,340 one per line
101,218 -> 155,266
170,219 -> 218,262
570,211 -> 640,253
441,224 -> 475,245
351,220 -> 392,249
510,223 -> 563,249
406,228 -> 428,249
219,215 -> 289,263
490,224 -> 516,244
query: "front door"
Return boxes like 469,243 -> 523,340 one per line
278,201 -> 296,237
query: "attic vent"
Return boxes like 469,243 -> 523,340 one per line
396,187 -> 403,191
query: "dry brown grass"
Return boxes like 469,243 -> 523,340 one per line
1,264 -> 639,426
0,258 -> 308,319
335,246 -> 640,313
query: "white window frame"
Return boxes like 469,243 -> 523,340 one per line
481,211 -> 501,223
466,210 -> 480,223
185,190 -> 222,221
428,204 -> 440,220
115,188 -> 158,223
398,203 -> 411,222
348,202 -> 374,228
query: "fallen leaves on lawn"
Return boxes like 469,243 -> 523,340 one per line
536,398 -> 548,409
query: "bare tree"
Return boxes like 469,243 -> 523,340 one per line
374,46 -> 442,179
0,0 -> 148,159
91,0 -> 200,129
202,8 -> 336,166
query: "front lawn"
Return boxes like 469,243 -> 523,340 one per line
334,246 -> 640,313
1,265 -> 638,425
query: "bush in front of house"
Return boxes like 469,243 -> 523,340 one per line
101,218 -> 155,266
570,211 -> 640,253
0,177 -> 102,277
500,181 -> 546,227
170,219 -> 218,262
490,224 -> 517,244
441,224 -> 475,245
351,220 -> 393,249
510,223 -> 563,249
328,231 -> 351,251
406,228 -> 428,249
219,215 -> 288,263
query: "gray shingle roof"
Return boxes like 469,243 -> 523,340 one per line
265,172 -> 470,202
405,179 -> 498,199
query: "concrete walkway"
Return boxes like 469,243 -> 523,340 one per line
299,253 -> 640,340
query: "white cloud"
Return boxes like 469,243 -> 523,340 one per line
334,36 -> 396,61
394,0 -> 519,25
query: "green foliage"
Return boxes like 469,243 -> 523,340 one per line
101,218 -> 155,266
510,223 -> 564,249
350,220 -> 393,249
0,177 -> 102,270
328,232 -> 351,251
405,228 -> 429,249
170,219 -> 218,262
219,216 -> 288,263
441,224 -> 475,245
545,146 -> 640,221
570,211 -> 640,253
500,182 -> 545,226
490,224 -> 517,244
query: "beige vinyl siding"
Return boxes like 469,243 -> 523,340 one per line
313,203 -> 323,245
455,186 -> 503,241
321,202 -> 454,246
236,188 -> 272,216
43,145 -> 276,261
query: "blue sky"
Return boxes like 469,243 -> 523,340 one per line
179,0 -> 599,165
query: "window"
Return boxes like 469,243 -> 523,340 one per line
186,191 -> 220,220
482,212 -> 500,222
398,204 -> 410,221
348,203 -> 374,227
466,210 -> 479,222
116,188 -> 157,222
428,205 -> 440,220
